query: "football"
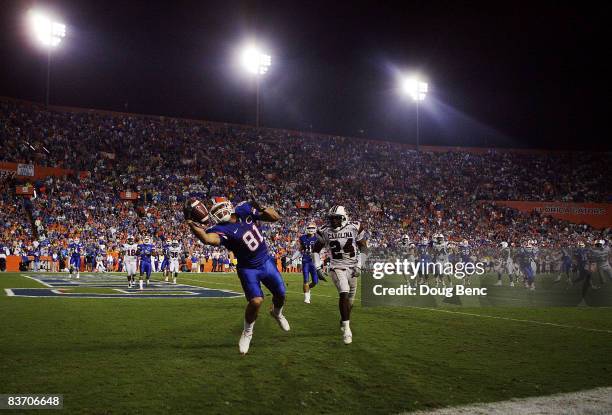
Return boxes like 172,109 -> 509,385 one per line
184,197 -> 209,225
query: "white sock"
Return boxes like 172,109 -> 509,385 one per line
173,277 -> 176,284
342,320 -> 350,329
305,291 -> 311,301
139,280 -> 143,289
244,319 -> 255,333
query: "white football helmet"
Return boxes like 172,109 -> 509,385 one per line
460,239 -> 469,247
127,235 -> 134,244
209,198 -> 234,223
401,235 -> 410,245
500,241 -> 508,249
306,223 -> 317,236
577,241 -> 585,248
328,205 -> 348,230
143,236 -> 151,244
595,239 -> 605,247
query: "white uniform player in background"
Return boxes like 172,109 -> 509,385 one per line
432,233 -> 449,287
495,241 -> 515,287
123,235 -> 139,288
95,251 -> 106,273
168,240 -> 182,284
314,205 -> 367,345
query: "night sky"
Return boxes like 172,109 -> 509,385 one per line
0,1 -> 608,150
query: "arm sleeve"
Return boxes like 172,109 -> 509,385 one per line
235,201 -> 262,221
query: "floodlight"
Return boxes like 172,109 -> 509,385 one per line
241,47 -> 271,75
402,77 -> 428,101
30,12 -> 66,48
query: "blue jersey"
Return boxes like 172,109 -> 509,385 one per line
518,246 -> 538,266
69,243 -> 82,257
138,243 -> 154,263
206,202 -> 269,268
459,245 -> 471,262
299,234 -> 318,263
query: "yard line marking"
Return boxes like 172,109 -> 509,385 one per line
181,276 -> 612,334
405,306 -> 612,334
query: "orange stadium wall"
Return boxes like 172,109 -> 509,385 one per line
0,161 -> 85,180
493,201 -> 612,229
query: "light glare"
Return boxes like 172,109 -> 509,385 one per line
402,77 -> 428,101
30,12 -> 66,48
241,47 -> 271,75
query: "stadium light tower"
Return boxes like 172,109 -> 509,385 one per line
402,76 -> 428,151
28,11 -> 66,107
240,45 -> 271,128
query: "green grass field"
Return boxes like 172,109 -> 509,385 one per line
1,271 -> 611,414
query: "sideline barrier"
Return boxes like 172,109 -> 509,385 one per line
493,201 -> 612,229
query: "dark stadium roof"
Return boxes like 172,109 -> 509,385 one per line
0,1 -> 608,150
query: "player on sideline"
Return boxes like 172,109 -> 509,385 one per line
295,223 -> 326,304
68,237 -> 83,279
123,235 -> 139,288
160,241 -> 170,280
168,240 -> 182,284
137,236 -> 155,290
495,241 -> 514,287
313,205 -> 367,345
185,197 -> 290,355
589,239 -> 611,288
518,239 -> 538,290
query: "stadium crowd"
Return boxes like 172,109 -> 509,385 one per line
1,98 -> 610,267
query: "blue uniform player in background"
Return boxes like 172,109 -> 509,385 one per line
295,223 -> 326,304
69,238 -> 83,279
186,197 -> 289,355
137,236 -> 155,290
518,239 -> 538,290
160,242 -> 170,279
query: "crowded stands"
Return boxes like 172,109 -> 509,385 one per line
1,97 -> 610,269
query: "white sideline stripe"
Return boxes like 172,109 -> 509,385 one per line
13,274 -> 612,334
405,306 -> 612,334
179,276 -> 612,334
21,274 -> 54,287
401,386 -> 612,415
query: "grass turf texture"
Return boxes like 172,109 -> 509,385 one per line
1,272 -> 611,414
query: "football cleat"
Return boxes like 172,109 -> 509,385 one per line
343,327 -> 353,345
238,331 -> 253,355
270,310 -> 290,331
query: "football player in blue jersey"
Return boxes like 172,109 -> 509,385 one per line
186,197 -> 289,355
160,241 -> 170,280
68,237 -> 83,279
295,223 -> 326,304
518,239 -> 538,290
137,236 -> 155,290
